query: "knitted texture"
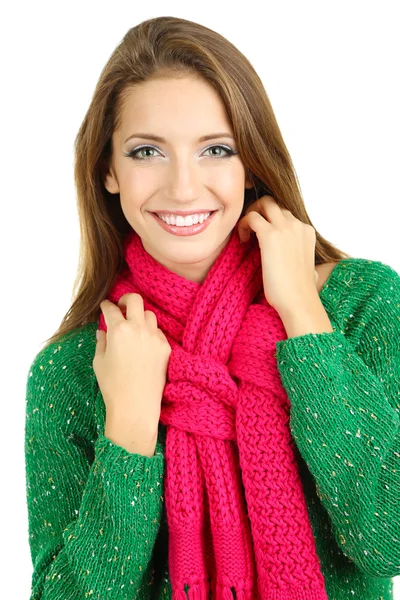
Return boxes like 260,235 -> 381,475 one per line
96,224 -> 325,599
24,245 -> 400,600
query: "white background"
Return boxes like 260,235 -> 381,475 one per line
1,1 -> 399,597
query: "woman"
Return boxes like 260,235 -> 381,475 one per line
24,16 -> 399,600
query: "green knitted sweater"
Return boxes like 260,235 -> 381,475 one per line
24,257 -> 400,600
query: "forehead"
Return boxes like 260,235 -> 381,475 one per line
117,77 -> 233,140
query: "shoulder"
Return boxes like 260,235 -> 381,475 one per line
348,258 -> 400,346
25,321 -> 99,434
316,256 -> 399,335
318,257 -> 399,350
27,321 -> 98,387
316,257 -> 400,296
315,261 -> 338,293
344,259 -> 400,384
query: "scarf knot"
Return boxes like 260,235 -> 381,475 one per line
160,341 -> 238,440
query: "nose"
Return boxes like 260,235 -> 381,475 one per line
165,155 -> 203,203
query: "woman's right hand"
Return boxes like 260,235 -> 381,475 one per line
93,293 -> 172,444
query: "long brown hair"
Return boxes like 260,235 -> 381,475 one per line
42,15 -> 351,350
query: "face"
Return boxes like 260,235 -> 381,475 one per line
104,75 -> 254,283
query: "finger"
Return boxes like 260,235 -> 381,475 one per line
144,309 -> 158,329
237,213 -> 256,242
281,208 -> 297,219
100,299 -> 128,328
248,196 -> 285,223
94,328 -> 106,355
244,195 -> 279,217
118,293 -> 145,323
245,195 -> 275,212
237,211 -> 268,242
237,215 -> 252,242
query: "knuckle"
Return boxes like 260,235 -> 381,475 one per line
305,224 -> 316,235
162,340 -> 172,354
113,319 -> 130,335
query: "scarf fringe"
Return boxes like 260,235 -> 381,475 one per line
172,583 -> 252,600
219,584 -> 252,600
172,582 -> 251,599
222,587 -> 235,600
171,582 -> 209,599
174,581 -> 328,600
188,582 -> 208,599
173,590 -> 188,600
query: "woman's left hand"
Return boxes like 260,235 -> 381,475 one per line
237,195 -> 319,314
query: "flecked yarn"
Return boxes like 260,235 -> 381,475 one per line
97,223 -> 329,600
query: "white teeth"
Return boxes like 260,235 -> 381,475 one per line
157,212 -> 211,226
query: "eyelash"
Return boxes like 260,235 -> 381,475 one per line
124,144 -> 239,161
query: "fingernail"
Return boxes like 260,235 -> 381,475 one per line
96,330 -> 100,340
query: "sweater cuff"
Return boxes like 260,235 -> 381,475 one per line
94,433 -> 165,482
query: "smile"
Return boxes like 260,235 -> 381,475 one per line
150,210 -> 218,236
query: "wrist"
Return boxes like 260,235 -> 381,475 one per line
277,295 -> 334,338
105,416 -> 159,457
105,410 -> 159,434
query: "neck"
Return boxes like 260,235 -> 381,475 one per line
140,231 -> 233,284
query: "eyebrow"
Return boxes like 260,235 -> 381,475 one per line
124,132 -> 235,144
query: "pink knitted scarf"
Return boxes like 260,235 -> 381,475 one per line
97,223 -> 328,600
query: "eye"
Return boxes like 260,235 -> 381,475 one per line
203,144 -> 236,158
124,143 -> 238,161
126,145 -> 161,160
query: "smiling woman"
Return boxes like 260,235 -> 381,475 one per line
24,14 -> 399,600
43,16 -> 353,345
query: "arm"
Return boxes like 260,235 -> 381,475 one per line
275,262 -> 400,578
25,348 -> 165,599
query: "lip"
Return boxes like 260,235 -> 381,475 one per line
152,209 -> 217,216
150,210 -> 218,236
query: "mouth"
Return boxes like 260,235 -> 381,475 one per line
149,210 -> 218,237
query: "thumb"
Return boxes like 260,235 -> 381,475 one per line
95,329 -> 106,354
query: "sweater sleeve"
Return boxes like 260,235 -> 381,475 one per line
274,262 -> 400,578
24,344 -> 165,600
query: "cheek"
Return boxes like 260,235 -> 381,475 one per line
120,169 -> 151,195
209,166 -> 245,195
119,171 -> 153,214
117,183 -> 145,220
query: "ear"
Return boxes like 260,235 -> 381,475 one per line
244,170 -> 255,190
102,161 -> 120,194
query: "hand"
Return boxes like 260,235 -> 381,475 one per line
237,195 -> 319,314
93,293 -> 172,433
